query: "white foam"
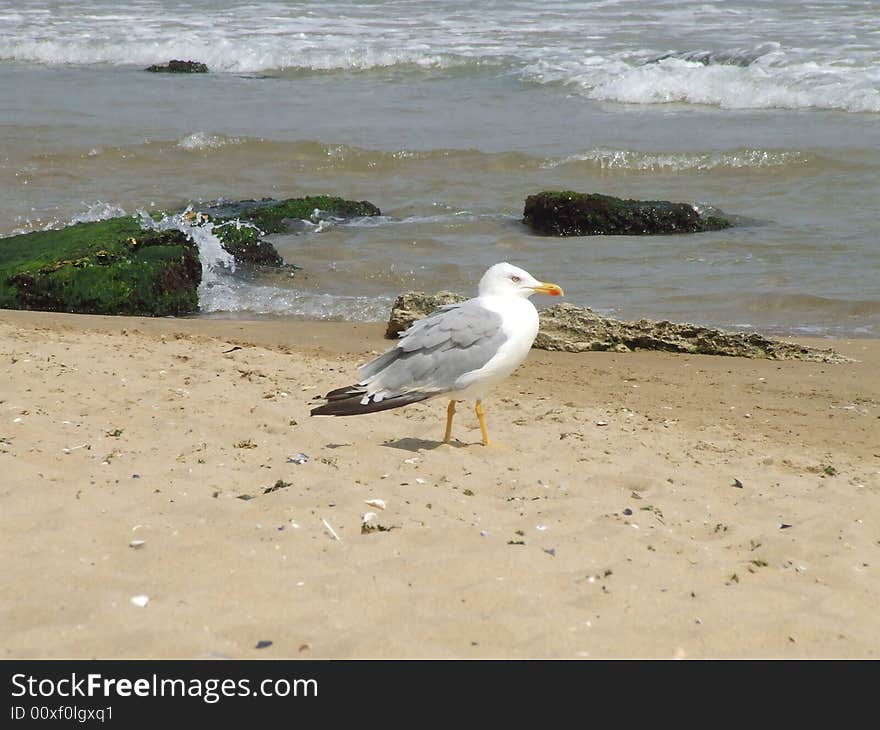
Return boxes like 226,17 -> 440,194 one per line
523,52 -> 880,114
2,2 -> 878,113
176,132 -> 240,151
133,208 -> 390,319
69,201 -> 128,223
136,207 -> 237,289
7,202 -> 128,236
199,277 -> 391,321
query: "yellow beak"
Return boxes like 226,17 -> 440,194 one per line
533,281 -> 564,296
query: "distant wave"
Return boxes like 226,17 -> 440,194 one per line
522,48 -> 880,114
0,38 -> 490,74
176,132 -> 242,151
2,0 -> 880,114
541,148 -> 812,173
645,44 -> 781,68
749,292 -> 880,319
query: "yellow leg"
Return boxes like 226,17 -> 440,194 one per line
475,399 -> 490,446
443,400 -> 456,443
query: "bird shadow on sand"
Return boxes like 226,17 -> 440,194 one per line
382,437 -> 469,452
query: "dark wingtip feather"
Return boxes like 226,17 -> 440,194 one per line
311,388 -> 430,416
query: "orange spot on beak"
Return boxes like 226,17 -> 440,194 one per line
533,282 -> 564,296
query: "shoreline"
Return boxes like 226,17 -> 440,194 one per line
1,309 -> 878,658
2,306 -> 875,352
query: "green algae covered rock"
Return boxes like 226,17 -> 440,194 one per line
207,196 -> 381,232
203,196 -> 381,266
205,219 -> 283,267
0,195 -> 382,317
523,191 -> 731,236
0,217 -> 200,316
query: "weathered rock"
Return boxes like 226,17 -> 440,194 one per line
146,60 -> 208,73
385,291 -> 468,338
386,294 -> 849,363
0,217 -> 200,316
523,191 -> 731,236
535,303 -> 849,362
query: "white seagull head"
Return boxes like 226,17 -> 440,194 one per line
477,262 -> 564,299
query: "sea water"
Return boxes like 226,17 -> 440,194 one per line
1,0 -> 878,336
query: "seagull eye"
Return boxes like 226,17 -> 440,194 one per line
510,275 -> 521,283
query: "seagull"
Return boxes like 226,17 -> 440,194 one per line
310,262 -> 563,445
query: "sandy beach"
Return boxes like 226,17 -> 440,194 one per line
0,309 -> 877,659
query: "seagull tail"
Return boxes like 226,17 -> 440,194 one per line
310,385 -> 431,416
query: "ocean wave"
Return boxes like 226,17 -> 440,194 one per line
7,201 -> 129,236
176,132 -> 241,151
3,11 -> 878,114
68,201 -> 128,224
645,44 -> 782,68
748,293 -> 880,319
541,148 -> 812,173
0,36 -> 489,74
198,275 -> 392,321
522,51 -> 880,114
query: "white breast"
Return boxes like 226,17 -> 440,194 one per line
452,295 -> 539,398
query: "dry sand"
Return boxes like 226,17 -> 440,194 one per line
1,309 -> 878,658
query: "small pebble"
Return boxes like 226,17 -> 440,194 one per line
623,508 -> 633,516
287,453 -> 309,464
255,640 -> 273,650
130,594 -> 149,608
129,540 -> 146,549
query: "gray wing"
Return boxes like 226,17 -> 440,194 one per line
357,300 -> 507,400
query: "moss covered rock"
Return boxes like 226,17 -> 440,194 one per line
523,191 -> 731,236
0,217 -> 200,316
206,196 -> 381,234
206,219 -> 283,267
0,195 -> 382,317
202,196 -> 381,266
